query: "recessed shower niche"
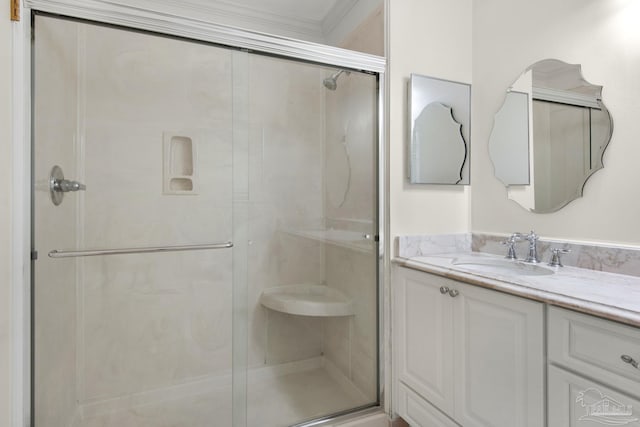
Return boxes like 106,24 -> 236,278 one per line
163,132 -> 198,194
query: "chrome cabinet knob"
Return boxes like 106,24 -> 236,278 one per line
439,286 -> 449,295
621,354 -> 639,369
449,289 -> 459,298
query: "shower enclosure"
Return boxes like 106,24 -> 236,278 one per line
32,12 -> 382,427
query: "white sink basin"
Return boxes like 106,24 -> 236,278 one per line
452,257 -> 555,276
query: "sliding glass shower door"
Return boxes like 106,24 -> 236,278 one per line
33,14 -> 241,426
33,13 -> 379,427
241,54 -> 379,427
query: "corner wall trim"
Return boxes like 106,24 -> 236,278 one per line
10,0 -> 20,21
11,4 -> 31,426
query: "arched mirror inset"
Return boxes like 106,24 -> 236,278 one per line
408,74 -> 471,185
488,59 -> 613,213
412,102 -> 466,184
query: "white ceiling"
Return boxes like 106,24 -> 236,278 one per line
179,0 -> 382,46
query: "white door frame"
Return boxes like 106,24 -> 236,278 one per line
10,1 -> 388,426
10,6 -> 31,426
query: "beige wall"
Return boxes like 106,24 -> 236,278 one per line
389,0 -> 473,240
472,0 -> 640,245
339,3 -> 384,57
0,6 -> 13,427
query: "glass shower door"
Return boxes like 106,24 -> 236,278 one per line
242,56 -> 380,426
32,12 -> 380,427
32,14 -> 245,427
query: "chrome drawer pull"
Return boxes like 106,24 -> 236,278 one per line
439,286 -> 449,295
449,289 -> 459,298
621,355 -> 639,369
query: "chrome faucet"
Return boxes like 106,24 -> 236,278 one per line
524,230 -> 541,263
502,233 -> 523,260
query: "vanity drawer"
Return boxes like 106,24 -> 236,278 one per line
396,382 -> 460,427
548,364 -> 640,427
548,306 -> 640,397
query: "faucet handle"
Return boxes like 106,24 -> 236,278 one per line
509,232 -> 523,242
525,230 -> 539,242
548,248 -> 571,267
502,232 -> 523,245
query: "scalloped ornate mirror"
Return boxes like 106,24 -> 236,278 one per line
489,59 -> 613,213
409,74 -> 470,184
411,102 -> 466,184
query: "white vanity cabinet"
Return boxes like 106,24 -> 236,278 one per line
547,306 -> 640,426
393,266 -> 545,427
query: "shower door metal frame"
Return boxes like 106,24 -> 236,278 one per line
10,2 -> 389,426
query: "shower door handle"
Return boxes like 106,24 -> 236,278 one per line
49,165 -> 85,206
55,179 -> 86,192
48,241 -> 234,258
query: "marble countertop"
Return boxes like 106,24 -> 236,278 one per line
393,252 -> 640,327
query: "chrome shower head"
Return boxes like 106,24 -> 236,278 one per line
323,70 -> 350,90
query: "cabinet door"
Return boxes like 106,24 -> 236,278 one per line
452,283 -> 544,427
396,382 -> 461,427
394,267 -> 454,415
548,364 -> 640,427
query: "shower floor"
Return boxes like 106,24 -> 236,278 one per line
77,358 -> 371,427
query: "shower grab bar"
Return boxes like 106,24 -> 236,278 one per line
48,241 -> 233,258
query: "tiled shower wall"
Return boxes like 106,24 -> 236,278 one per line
246,56 -> 325,367
79,22 -> 236,404
322,8 -> 381,401
78,23 -> 328,400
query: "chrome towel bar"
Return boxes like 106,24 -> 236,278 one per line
48,241 -> 233,258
